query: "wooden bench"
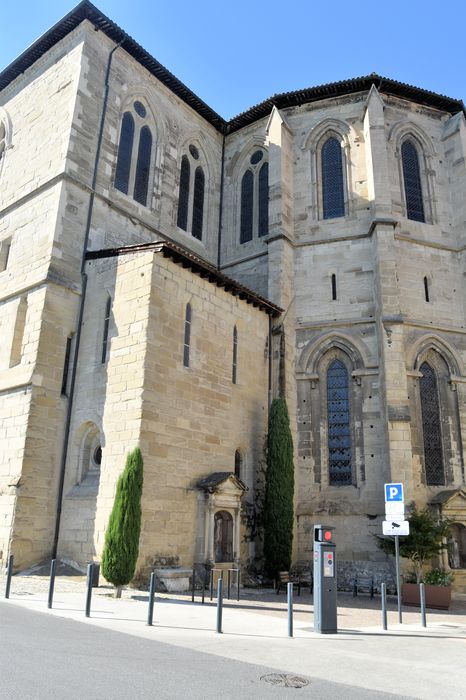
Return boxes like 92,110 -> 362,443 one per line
276,571 -> 301,596
352,576 -> 374,598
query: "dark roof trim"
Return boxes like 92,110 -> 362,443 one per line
197,472 -> 247,492
1,1 -> 463,134
227,74 -> 465,133
0,1 -> 225,132
86,240 -> 283,316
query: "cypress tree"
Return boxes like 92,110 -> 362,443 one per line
101,447 -> 144,597
263,398 -> 294,579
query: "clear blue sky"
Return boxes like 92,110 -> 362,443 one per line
1,1 -> 465,120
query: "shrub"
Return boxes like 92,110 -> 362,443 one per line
263,398 -> 294,579
101,447 -> 144,596
422,568 -> 453,587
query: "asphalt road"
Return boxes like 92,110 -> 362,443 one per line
0,603 -> 413,699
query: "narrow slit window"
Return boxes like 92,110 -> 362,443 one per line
258,162 -> 269,237
0,236 -> 12,272
424,276 -> 430,302
232,325 -> 238,384
102,296 -> 111,364
234,450 -> 241,478
61,336 -> 72,396
183,303 -> 192,368
331,274 -> 337,301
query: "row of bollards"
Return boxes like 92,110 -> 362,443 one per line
4,557 -> 428,634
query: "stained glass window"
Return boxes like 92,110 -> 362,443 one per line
102,296 -> 111,364
114,112 -> 134,195
327,359 -> 352,484
177,156 -> 190,230
234,450 -> 241,478
240,170 -> 254,243
258,162 -> 269,237
420,362 -> 444,485
402,140 -> 425,222
322,137 -> 345,219
192,167 -> 205,240
232,325 -> 238,384
133,125 -> 152,206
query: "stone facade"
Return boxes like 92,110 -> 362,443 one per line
1,3 -> 466,587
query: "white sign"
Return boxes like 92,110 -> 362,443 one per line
382,520 -> 410,536
385,501 -> 405,517
384,483 -> 404,503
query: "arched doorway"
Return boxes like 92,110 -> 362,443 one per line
214,510 -> 233,562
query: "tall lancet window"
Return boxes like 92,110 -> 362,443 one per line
177,145 -> 206,241
114,100 -> 153,207
420,362 -> 444,485
240,150 -> 269,243
327,360 -> 352,484
321,137 -> 345,219
401,140 -> 425,222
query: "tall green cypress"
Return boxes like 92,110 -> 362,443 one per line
101,447 -> 144,596
263,398 -> 294,579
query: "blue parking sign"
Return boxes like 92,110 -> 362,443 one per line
384,483 -> 404,502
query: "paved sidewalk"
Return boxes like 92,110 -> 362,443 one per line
2,568 -> 466,699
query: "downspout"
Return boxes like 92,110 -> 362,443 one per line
268,314 -> 272,408
217,132 -> 226,269
52,38 -> 125,558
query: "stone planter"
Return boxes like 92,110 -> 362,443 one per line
401,583 -> 451,610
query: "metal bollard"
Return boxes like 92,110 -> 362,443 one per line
48,559 -> 57,609
287,582 -> 293,637
237,569 -> 240,602
191,568 -> 195,603
147,571 -> 156,626
216,578 -> 223,633
381,582 -> 387,631
210,569 -> 214,601
227,569 -> 231,600
201,570 -> 206,604
85,563 -> 94,618
4,554 -> 14,599
420,583 -> 426,628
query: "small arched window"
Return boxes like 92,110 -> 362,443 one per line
331,273 -> 337,301
114,101 -> 153,207
177,145 -> 206,241
234,450 -> 241,478
401,140 -> 425,222
240,150 -> 269,243
327,359 -> 351,485
232,326 -> 238,384
183,303 -> 192,368
419,362 -> 444,485
321,137 -> 345,219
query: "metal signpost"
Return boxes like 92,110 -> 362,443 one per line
383,483 -> 409,624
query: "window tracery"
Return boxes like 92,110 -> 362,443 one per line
114,100 -> 153,207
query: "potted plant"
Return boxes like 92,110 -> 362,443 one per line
376,506 -> 453,609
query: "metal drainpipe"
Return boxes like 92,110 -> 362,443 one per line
51,38 -> 125,559
217,133 -> 226,269
268,315 -> 273,408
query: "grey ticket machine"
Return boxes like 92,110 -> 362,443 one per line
313,524 -> 337,634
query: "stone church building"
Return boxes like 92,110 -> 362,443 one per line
1,1 -> 466,590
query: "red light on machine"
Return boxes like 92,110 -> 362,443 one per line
323,530 -> 332,542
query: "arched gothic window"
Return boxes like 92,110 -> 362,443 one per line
177,145 -> 206,241
114,100 -> 153,207
234,450 -> 241,478
321,137 -> 345,219
240,150 -> 268,243
401,140 -> 425,222
419,362 -> 444,485
327,359 -> 352,484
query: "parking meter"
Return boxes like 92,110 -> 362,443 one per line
313,524 -> 337,633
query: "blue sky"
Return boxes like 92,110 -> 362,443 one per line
1,1 -> 465,120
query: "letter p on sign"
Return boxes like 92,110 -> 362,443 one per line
384,483 -> 403,503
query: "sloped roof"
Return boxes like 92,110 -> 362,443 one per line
0,2 -> 464,134
86,239 -> 282,316
430,489 -> 466,505
197,472 -> 247,492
